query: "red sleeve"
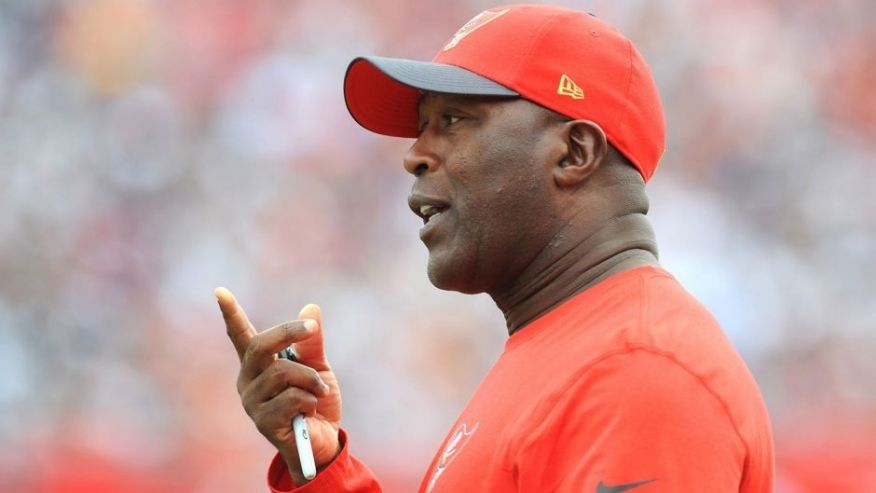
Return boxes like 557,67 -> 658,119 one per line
513,349 -> 747,492
267,429 -> 382,493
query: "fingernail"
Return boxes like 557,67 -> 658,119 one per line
303,319 -> 317,331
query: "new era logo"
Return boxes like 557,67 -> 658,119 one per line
557,74 -> 584,99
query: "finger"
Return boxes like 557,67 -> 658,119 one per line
215,287 -> 257,362
254,387 -> 320,431
242,359 -> 330,405
294,304 -> 331,371
241,320 -> 319,381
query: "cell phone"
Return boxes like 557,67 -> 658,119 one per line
277,346 -> 317,480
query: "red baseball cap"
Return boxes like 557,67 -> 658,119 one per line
344,4 -> 665,181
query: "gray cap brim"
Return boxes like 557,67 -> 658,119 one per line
344,55 -> 518,137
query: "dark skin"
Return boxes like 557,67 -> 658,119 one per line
215,293 -> 341,485
407,93 -> 659,334
216,92 -> 659,485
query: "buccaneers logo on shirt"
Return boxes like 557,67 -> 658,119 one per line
426,422 -> 479,492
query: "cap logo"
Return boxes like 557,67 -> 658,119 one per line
557,74 -> 584,100
443,8 -> 511,51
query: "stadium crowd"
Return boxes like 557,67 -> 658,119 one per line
0,0 -> 874,491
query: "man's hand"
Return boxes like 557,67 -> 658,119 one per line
215,287 -> 342,485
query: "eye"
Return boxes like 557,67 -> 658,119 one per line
417,114 -> 463,135
441,114 -> 462,127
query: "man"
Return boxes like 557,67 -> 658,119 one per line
216,4 -> 774,492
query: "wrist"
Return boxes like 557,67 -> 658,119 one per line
282,437 -> 344,486
279,450 -> 307,486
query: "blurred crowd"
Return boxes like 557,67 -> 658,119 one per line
0,0 -> 874,491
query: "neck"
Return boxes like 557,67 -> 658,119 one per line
491,212 -> 659,336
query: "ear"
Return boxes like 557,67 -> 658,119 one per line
553,120 -> 608,188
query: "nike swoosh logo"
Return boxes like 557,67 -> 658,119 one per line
596,479 -> 656,493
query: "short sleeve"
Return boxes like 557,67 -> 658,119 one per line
512,349 -> 746,492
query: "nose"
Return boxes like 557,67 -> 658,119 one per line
403,133 -> 439,177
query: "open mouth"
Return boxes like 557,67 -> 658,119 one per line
409,193 -> 451,226
418,204 -> 448,225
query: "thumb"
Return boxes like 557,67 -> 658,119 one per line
294,304 -> 330,371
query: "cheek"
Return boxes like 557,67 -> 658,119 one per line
448,122 -> 556,239
457,158 -> 552,244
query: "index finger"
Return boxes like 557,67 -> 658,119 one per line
214,286 -> 257,361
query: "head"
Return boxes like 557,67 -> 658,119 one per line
406,92 -> 648,293
343,4 -> 664,293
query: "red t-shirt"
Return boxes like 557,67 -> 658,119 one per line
268,266 -> 774,492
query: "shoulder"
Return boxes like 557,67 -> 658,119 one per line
512,350 -> 750,490
536,347 -> 742,436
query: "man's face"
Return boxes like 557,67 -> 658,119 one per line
406,93 -> 563,294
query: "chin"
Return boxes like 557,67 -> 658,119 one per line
426,257 -> 485,294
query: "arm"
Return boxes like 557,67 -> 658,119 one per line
215,288 -> 382,492
514,349 -> 746,492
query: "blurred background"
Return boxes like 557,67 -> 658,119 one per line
1,0 -> 874,491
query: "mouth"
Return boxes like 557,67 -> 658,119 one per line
408,194 -> 451,226
417,203 -> 448,225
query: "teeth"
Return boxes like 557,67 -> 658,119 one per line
420,204 -> 440,218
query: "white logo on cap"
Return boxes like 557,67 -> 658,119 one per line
443,8 -> 510,51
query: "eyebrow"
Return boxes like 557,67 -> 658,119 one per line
417,93 -> 506,115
